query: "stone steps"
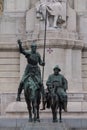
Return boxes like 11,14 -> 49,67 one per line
5,101 -> 87,118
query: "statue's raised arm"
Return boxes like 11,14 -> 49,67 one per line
17,39 -> 27,55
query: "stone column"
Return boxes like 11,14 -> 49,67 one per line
72,49 -> 82,92
74,0 -> 87,12
20,54 -> 27,79
65,48 -> 73,91
65,47 -> 82,92
67,1 -> 76,32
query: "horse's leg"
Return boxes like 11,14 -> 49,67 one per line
37,92 -> 41,122
32,101 -> 37,122
26,99 -> 32,122
36,103 -> 40,122
24,92 -> 32,122
28,104 -> 32,122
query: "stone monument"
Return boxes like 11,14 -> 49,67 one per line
0,0 -> 86,116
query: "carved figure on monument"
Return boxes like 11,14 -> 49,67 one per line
36,0 -> 66,28
16,40 -> 45,102
0,0 -> 3,15
46,65 -> 68,122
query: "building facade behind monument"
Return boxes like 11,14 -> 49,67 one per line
0,0 -> 87,115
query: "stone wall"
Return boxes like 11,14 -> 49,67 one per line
4,0 -> 29,12
82,50 -> 87,91
0,50 -> 19,92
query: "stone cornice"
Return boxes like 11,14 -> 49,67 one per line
0,43 -> 18,51
4,11 -> 26,17
34,38 -> 84,50
0,36 -> 84,50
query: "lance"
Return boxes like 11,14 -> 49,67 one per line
42,9 -> 47,83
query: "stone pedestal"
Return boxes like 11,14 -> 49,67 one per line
5,93 -> 87,117
5,102 -> 27,117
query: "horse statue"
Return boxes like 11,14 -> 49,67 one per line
24,75 -> 41,122
47,82 -> 63,122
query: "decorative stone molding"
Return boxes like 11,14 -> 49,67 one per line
37,39 -> 84,50
24,38 -> 84,50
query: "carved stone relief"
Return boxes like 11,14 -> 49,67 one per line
36,0 -> 67,28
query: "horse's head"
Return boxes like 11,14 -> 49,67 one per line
25,77 -> 38,101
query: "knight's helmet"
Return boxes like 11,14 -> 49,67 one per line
31,42 -> 37,48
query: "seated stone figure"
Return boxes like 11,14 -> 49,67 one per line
36,0 -> 65,28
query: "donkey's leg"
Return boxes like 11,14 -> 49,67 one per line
51,106 -> 54,122
53,106 -> 58,123
51,106 -> 58,123
59,102 -> 62,123
53,113 -> 58,123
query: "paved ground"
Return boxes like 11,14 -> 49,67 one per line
0,116 -> 87,130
